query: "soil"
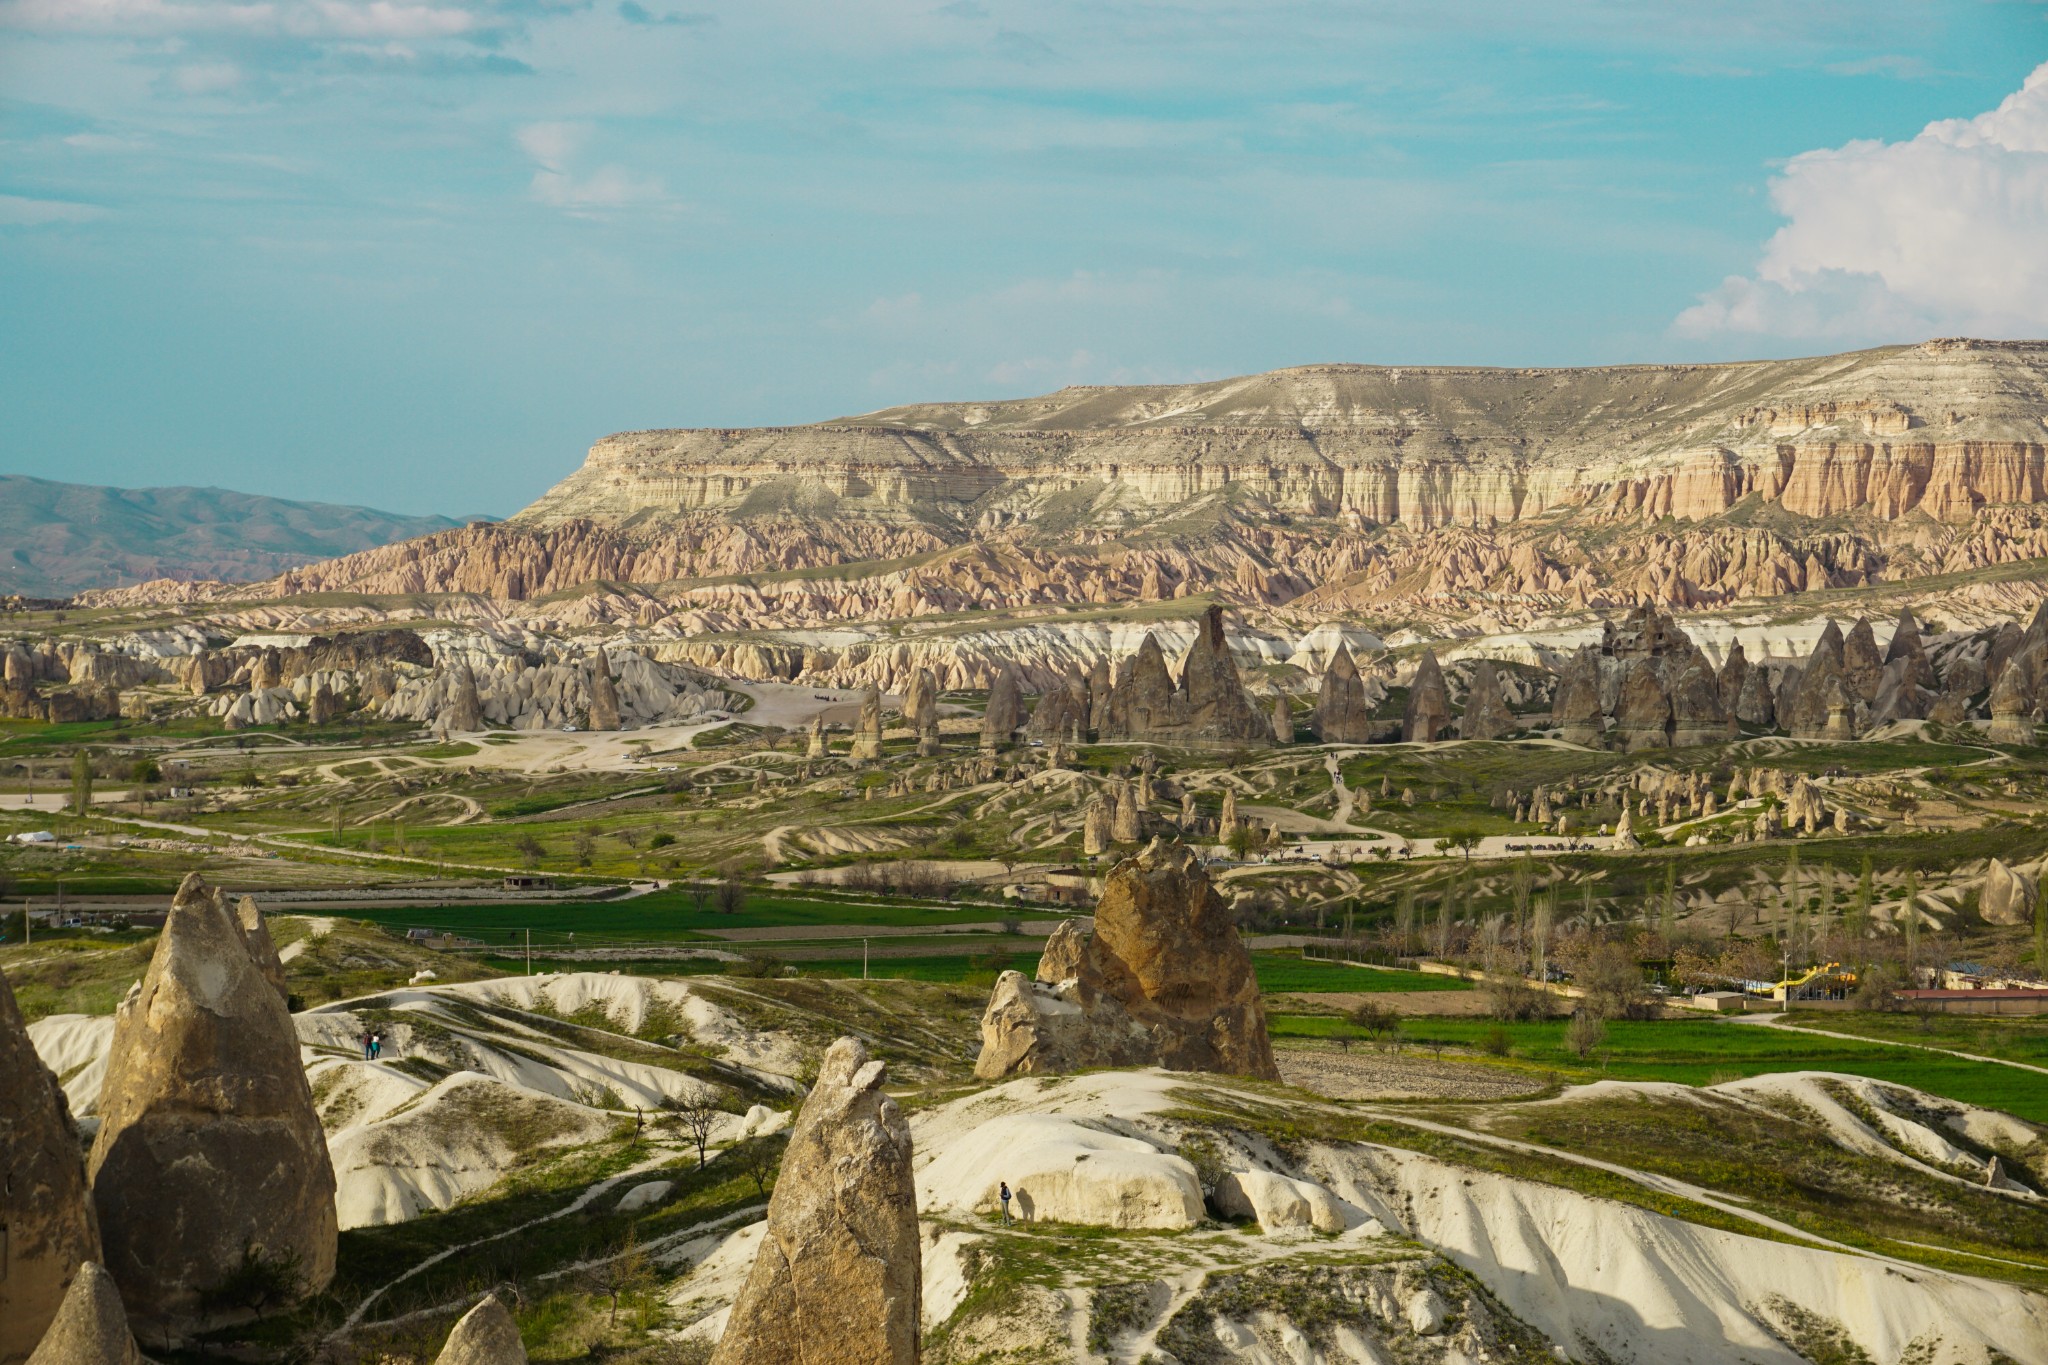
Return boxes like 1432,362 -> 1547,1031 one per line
1274,1041 -> 1551,1101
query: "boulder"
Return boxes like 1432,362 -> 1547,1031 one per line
1314,643 -> 1373,743
1981,859 -> 2038,927
22,1263 -> 138,1365
973,841 -> 1278,1081
87,874 -> 338,1337
1,971 -> 103,1365
1785,777 -> 1828,834
1213,1169 -> 1346,1234
850,686 -> 885,762
433,1294 -> 527,1365
1403,650 -> 1452,743
806,716 -> 828,759
711,1038 -> 919,1365
1457,659 -> 1513,741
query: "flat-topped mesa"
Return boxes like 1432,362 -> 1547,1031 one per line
974,839 -> 1279,1081
1,970 -> 103,1365
1403,650 -> 1452,743
1314,642 -> 1373,743
1098,606 -> 1269,747
87,873 -> 337,1339
710,1037 -> 920,1365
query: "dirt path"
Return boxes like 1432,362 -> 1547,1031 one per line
1735,1013 -> 2048,1078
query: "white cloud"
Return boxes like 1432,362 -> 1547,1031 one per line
515,122 -> 671,216
0,0 -> 477,40
1676,60 -> 2048,341
172,59 -> 241,91
0,193 -> 108,224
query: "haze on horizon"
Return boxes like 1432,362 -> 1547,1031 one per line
2,0 -> 2046,517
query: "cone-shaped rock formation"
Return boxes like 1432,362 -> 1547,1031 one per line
710,1037 -> 919,1365
87,873 -> 338,1338
1,971 -> 103,1365
23,1264 -> 138,1365
433,1295 -> 528,1365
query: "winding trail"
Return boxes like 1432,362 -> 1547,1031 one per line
1732,1012 -> 2048,1078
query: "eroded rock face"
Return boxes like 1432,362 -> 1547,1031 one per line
1099,607 -> 1269,747
711,1037 -> 919,1365
1783,622 -> 1850,739
850,686 -> 885,761
981,667 -> 1024,750
1314,643 -> 1373,743
974,841 -> 1278,1081
22,1263 -> 138,1365
433,1294 -> 527,1365
1,971 -> 103,1365
234,896 -> 289,1004
586,652 -> 622,732
87,873 -> 338,1338
1457,659 -> 1513,740
1982,859 -> 2038,927
1403,650 -> 1452,743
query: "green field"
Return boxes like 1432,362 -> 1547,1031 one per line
1250,955 -> 1473,994
1777,1010 -> 2048,1067
1270,1014 -> 2048,1121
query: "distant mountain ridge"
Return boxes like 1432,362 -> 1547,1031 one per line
0,475 -> 471,598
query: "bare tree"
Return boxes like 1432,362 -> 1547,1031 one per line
663,1091 -> 725,1169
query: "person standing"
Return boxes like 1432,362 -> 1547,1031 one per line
998,1181 -> 1013,1224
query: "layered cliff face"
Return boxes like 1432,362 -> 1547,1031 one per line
523,340 -> 2048,534
66,340 -> 2048,638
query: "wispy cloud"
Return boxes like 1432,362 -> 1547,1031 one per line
0,192 -> 108,225
616,2 -> 710,28
517,121 -> 673,216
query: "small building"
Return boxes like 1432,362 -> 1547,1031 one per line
502,874 -> 556,891
1683,990 -> 1747,1014
1898,988 -> 2048,1016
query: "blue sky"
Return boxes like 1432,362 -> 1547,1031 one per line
3,2 -> 2046,516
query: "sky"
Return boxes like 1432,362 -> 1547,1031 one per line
2,2 -> 2047,517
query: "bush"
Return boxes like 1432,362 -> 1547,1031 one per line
648,832 -> 675,850
1479,1025 -> 1512,1057
1576,940 -> 1653,1021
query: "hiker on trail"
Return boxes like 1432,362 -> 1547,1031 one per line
370,1032 -> 383,1061
360,1030 -> 372,1061
999,1181 -> 1012,1224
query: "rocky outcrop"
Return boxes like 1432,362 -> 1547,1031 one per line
234,896 -> 289,1004
1403,650 -> 1452,743
710,1037 -> 919,1365
974,840 -> 1278,1081
585,652 -> 622,732
1,971 -> 102,1365
849,687 -> 885,762
21,1263 -> 139,1365
981,667 -> 1024,751
1981,859 -> 2038,927
1457,659 -> 1513,740
901,667 -> 937,734
1270,695 -> 1293,744
1099,607 -> 1268,747
87,873 -> 338,1337
1314,643 -> 1372,743
1545,606 -> 1729,750
433,1295 -> 527,1365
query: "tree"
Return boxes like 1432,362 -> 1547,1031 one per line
1226,824 -> 1256,861
1901,867 -> 1922,981
581,1232 -> 653,1330
1442,828 -> 1484,860
1843,859 -> 1875,945
1347,1001 -> 1400,1047
514,832 -> 545,868
70,750 -> 93,816
715,877 -> 747,916
1531,887 -> 1554,982
731,1135 -> 783,1198
1395,888 -> 1417,956
1511,854 -> 1533,947
663,1091 -> 726,1169
1657,862 -> 1677,944
1566,1010 -> 1607,1060
1576,940 -> 1651,1020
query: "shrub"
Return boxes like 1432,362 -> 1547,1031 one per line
1566,1010 -> 1607,1060
1480,1025 -> 1512,1057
